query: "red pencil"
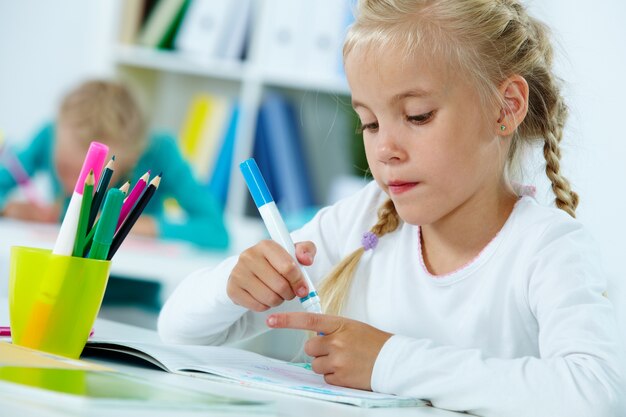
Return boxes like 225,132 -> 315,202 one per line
116,171 -> 150,232
0,326 -> 94,338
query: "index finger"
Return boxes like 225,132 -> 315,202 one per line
267,312 -> 341,334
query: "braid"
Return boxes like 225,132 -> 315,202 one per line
371,198 -> 401,236
519,15 -> 579,218
495,7 -> 579,217
542,99 -> 579,217
319,199 -> 400,315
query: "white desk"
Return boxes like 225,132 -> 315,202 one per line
0,217 -> 266,302
0,300 -> 468,417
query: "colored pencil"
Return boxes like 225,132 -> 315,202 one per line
0,141 -> 42,205
107,174 -> 161,260
72,170 -> 95,257
88,155 -> 115,233
119,180 -> 131,194
0,326 -> 94,338
117,171 -> 149,232
88,188 -> 124,260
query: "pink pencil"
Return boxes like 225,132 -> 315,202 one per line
0,326 -> 94,338
116,171 -> 150,231
0,142 -> 43,205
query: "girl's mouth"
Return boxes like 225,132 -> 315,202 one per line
387,182 -> 419,195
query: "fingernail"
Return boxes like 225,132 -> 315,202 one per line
267,316 -> 276,327
296,286 -> 308,298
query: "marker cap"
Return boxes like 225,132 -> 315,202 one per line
239,158 -> 274,208
74,142 -> 109,194
94,188 -> 124,245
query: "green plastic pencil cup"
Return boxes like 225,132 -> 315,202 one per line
8,246 -> 111,359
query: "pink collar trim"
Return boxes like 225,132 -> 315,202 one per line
416,226 -> 500,279
416,194 -> 530,279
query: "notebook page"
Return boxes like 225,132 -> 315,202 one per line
86,340 -> 425,408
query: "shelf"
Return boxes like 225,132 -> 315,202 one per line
114,45 -> 248,82
114,45 -> 351,96
262,71 -> 351,96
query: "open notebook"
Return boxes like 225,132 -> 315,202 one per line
84,340 -> 426,408
0,342 -> 271,416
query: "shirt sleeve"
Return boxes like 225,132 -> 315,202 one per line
156,208 -> 337,346
147,135 -> 229,249
371,222 -> 626,417
157,183 -> 382,347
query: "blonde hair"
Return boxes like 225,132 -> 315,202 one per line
58,80 -> 147,152
320,0 -> 578,316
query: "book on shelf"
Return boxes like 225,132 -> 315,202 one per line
82,339 -> 426,408
252,104 -> 278,209
117,0 -> 147,45
253,92 -> 315,215
118,0 -> 162,45
178,94 -> 232,182
302,0 -> 353,78
257,0 -> 304,75
137,0 -> 190,49
208,104 -> 239,208
178,94 -> 209,160
215,0 -> 253,60
174,0 -> 252,60
257,0 -> 353,78
0,342 -> 271,415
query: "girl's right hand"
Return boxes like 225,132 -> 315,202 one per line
227,240 -> 317,312
1,201 -> 59,223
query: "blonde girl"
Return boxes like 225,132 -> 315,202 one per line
159,1 -> 624,414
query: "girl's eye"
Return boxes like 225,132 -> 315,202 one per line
407,111 -> 435,125
355,121 -> 379,134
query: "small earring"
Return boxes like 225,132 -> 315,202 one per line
500,125 -> 506,131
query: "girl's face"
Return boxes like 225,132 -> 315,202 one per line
345,46 -> 508,227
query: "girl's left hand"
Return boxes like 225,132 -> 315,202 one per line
267,312 -> 393,390
129,216 -> 157,237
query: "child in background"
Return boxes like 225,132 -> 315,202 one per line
158,0 -> 624,415
0,80 -> 228,249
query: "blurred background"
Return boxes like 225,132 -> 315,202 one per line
0,0 -> 624,340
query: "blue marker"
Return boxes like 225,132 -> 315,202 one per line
240,158 -> 323,314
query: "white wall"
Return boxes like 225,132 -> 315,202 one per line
526,2 -> 626,330
0,0 -> 119,142
0,1 -> 624,324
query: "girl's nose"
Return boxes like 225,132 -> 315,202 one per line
376,128 -> 405,163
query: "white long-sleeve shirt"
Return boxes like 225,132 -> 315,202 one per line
159,181 -> 625,416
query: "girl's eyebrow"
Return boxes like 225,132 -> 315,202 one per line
390,88 -> 432,104
352,88 -> 433,109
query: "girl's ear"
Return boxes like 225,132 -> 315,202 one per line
496,75 -> 529,136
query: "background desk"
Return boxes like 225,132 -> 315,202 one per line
0,217 -> 266,305
0,299 -> 468,417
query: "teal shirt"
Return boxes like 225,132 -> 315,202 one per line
0,123 -> 229,249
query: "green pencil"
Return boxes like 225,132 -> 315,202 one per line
72,170 -> 94,257
88,188 -> 124,261
88,155 -> 115,233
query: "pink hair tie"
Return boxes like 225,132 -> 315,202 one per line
362,231 -> 378,251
